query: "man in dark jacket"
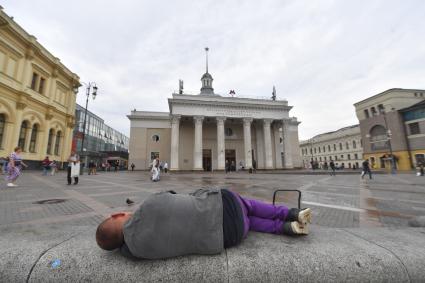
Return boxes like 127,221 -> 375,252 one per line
362,159 -> 372,179
96,189 -> 312,259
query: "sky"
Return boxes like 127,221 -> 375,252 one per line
2,0 -> 425,140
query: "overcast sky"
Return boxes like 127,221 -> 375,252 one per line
3,0 -> 425,140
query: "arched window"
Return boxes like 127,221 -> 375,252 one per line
0,114 -> 5,148
369,125 -> 389,150
346,142 -> 349,150
18,121 -> 28,150
152,134 -> 160,142
46,129 -> 54,154
54,131 -> 62,155
29,124 -> 39,152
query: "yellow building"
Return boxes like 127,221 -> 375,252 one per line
0,7 -> 80,168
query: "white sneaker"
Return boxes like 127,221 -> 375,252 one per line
7,183 -> 17,187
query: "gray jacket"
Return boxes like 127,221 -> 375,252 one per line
122,188 -> 224,259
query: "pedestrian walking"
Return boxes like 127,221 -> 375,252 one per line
329,161 -> 336,176
151,156 -> 160,182
67,150 -> 80,185
163,162 -> 168,173
41,156 -> 50,176
225,160 -> 230,173
131,163 -> 135,171
252,159 -> 257,173
361,159 -> 372,179
5,147 -> 27,187
50,160 -> 57,176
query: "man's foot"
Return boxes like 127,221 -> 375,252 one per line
7,183 -> 17,187
287,208 -> 312,225
282,221 -> 309,236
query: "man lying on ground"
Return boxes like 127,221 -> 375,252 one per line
96,188 -> 311,259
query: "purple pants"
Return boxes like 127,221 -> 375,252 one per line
231,192 -> 289,237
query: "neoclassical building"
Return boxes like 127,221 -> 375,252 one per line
0,8 -> 79,167
128,55 -> 302,171
300,125 -> 364,169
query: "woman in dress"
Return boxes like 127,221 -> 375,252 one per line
6,146 -> 27,187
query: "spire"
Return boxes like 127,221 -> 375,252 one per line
200,47 -> 215,95
205,47 -> 209,73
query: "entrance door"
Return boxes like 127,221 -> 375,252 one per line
203,149 -> 212,171
225,149 -> 236,171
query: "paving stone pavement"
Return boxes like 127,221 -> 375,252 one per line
1,170 -> 424,229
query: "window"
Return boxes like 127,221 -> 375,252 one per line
54,131 -> 62,155
341,155 -> 344,159
346,142 -> 349,150
31,73 -> 38,90
0,114 -> 5,148
364,109 -> 370,118
415,154 -> 425,166
18,121 -> 28,150
323,146 -> 326,153
328,145 -> 331,151
314,148 -> 316,154
319,157 -> 322,161
152,134 -> 160,142
348,154 -> 351,160
29,124 -> 38,152
354,153 -> 358,160
353,140 -> 357,149
408,122 -> 420,135
335,156 -> 338,161
225,128 -> 233,137
333,144 -> 336,151
324,156 -> 327,161
371,107 -> 377,116
378,104 -> 385,114
310,148 -> 312,154
39,78 -> 45,94
46,129 -> 54,154
370,125 -> 389,150
339,143 -> 342,150
150,152 -> 159,161
318,147 -> 321,153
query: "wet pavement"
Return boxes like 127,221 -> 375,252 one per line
1,170 -> 424,228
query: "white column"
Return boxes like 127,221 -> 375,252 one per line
283,120 -> 293,168
193,116 -> 204,170
216,117 -> 226,170
263,119 -> 274,169
170,115 -> 181,171
243,118 -> 253,169
274,122 -> 283,169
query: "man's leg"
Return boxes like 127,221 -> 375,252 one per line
67,167 -> 72,184
249,216 -> 284,234
368,169 -> 372,179
240,197 -> 289,220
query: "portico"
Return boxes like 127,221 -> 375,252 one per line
127,49 -> 302,171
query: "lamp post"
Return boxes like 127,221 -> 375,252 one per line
310,138 -> 315,169
381,109 -> 396,174
79,82 -> 98,174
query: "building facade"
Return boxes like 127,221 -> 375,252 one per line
128,59 -> 302,171
300,125 -> 363,169
0,7 -> 79,168
73,104 -> 129,168
354,88 -> 425,171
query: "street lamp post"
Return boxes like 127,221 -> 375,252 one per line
79,82 -> 98,174
381,109 -> 396,174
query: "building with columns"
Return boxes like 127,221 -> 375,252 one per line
0,7 -> 80,168
127,51 -> 302,171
